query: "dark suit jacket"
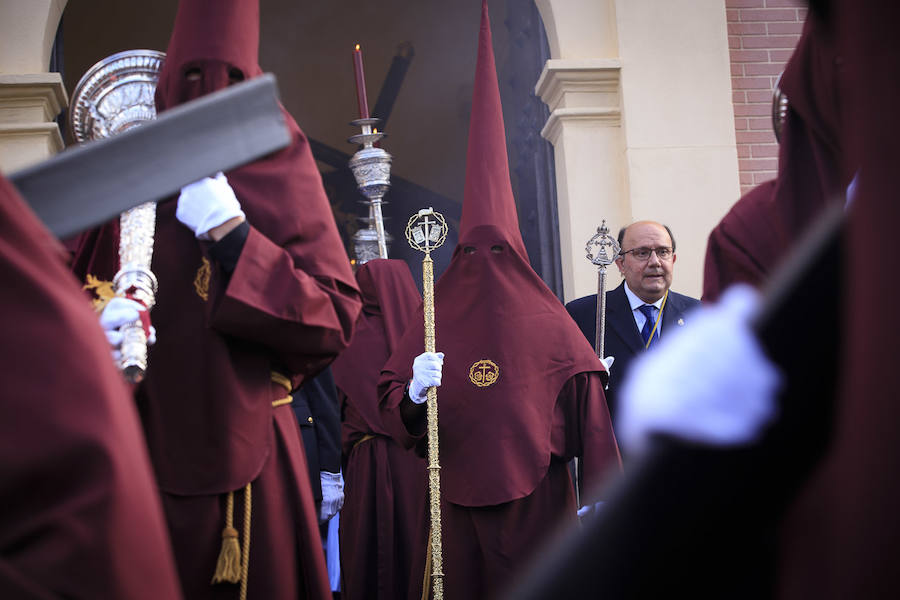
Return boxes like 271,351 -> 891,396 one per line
566,282 -> 700,423
292,366 -> 342,505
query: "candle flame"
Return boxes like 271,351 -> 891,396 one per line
373,128 -> 379,134
355,44 -> 360,52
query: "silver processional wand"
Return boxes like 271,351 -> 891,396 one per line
586,220 -> 621,362
406,207 -> 449,600
70,49 -> 164,383
576,220 -> 620,509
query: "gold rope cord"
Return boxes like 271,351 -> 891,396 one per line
422,252 -> 444,600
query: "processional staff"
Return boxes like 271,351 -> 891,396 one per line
406,207 -> 449,600
586,220 -> 621,360
70,50 -> 165,383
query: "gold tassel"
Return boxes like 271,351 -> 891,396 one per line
212,491 -> 242,584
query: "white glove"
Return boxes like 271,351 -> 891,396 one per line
99,296 -> 156,361
409,352 -> 444,404
176,172 -> 245,240
617,284 -> 781,455
577,501 -> 604,519
319,471 -> 344,523
602,356 -> 615,371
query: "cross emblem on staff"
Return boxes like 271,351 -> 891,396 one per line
406,207 -> 448,255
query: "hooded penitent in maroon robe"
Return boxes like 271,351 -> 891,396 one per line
331,259 -> 427,600
377,3 -> 621,598
775,2 -> 900,597
68,1 -> 361,598
0,174 -> 183,599
703,14 -> 849,302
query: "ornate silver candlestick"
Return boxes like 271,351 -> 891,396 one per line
70,49 -> 163,382
348,118 -> 392,263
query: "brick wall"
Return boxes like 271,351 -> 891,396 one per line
727,0 -> 806,194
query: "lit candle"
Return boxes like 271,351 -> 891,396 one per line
353,44 -> 370,120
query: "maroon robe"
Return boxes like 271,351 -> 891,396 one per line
332,259 -> 427,600
776,2 -> 900,597
378,4 -> 621,598
0,174 -> 182,599
69,1 -> 360,598
703,15 -> 850,302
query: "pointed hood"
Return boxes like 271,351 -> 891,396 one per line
459,0 -> 527,260
378,1 -> 612,508
155,0 -> 262,111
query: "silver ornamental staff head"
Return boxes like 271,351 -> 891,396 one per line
406,207 -> 448,254
586,219 -> 621,267
70,49 -> 165,143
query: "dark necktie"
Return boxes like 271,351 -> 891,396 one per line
639,304 -> 658,346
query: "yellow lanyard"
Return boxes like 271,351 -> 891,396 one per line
644,289 -> 668,350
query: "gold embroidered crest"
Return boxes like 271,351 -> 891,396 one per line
469,359 -> 500,387
194,257 -> 211,301
83,274 -> 116,312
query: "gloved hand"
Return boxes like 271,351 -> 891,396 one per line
319,471 -> 344,523
99,296 -> 156,362
577,501 -> 604,519
176,172 -> 245,240
601,355 -> 615,371
617,284 -> 781,455
409,351 -> 444,404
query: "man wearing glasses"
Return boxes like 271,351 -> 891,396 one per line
566,221 -> 700,429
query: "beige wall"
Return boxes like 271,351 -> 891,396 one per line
536,0 -> 740,302
0,0 -> 68,172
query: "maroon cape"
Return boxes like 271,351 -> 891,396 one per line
703,14 -> 849,302
332,259 -> 427,600
776,2 -> 900,597
378,3 -> 620,597
69,1 -> 360,598
0,174 -> 182,599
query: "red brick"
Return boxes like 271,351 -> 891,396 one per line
737,144 -> 751,158
729,35 -> 741,49
741,34 -> 801,49
730,49 -> 770,62
727,0 -> 765,7
747,90 -> 775,102
767,21 -> 804,34
731,63 -> 744,77
737,130 -> 777,144
728,22 -> 766,35
769,49 -> 795,61
740,172 -> 754,185
764,0 -> 805,7
749,117 -> 773,130
735,117 -> 749,130
734,102 -> 771,116
745,62 -> 786,76
751,143 -> 779,158
726,8 -> 740,21
739,8 -> 799,21
732,76 -> 773,90
798,7 -> 808,20
752,170 -> 778,184
733,90 -> 747,104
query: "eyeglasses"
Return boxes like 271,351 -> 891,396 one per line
620,246 -> 674,261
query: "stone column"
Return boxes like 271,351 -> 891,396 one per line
0,0 -> 69,172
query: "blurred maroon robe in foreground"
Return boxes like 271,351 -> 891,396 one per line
377,3 -> 621,598
0,174 -> 182,599
332,259 -> 427,600
777,1 -> 900,597
68,1 -> 360,598
703,14 -> 849,301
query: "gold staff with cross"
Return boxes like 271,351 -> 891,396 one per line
406,207 -> 448,600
